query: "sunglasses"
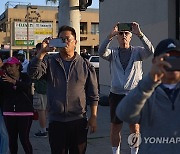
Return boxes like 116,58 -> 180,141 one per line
119,31 -> 131,36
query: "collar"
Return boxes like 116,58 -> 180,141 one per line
160,82 -> 180,90
53,52 -> 81,63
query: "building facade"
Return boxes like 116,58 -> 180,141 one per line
0,3 -> 99,58
99,0 -> 180,95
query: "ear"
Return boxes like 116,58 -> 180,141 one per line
74,40 -> 77,46
129,32 -> 132,38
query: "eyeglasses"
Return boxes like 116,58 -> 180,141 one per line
119,32 -> 131,36
60,37 -> 74,43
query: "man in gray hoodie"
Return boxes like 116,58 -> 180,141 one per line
116,38 -> 180,154
98,22 -> 154,154
28,25 -> 99,154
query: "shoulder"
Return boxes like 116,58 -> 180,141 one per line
76,53 -> 95,70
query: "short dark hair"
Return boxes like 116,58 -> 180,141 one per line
57,25 -> 76,40
36,43 -> 42,50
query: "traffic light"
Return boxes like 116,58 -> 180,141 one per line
79,0 -> 92,11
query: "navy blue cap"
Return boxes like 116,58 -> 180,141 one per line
154,38 -> 180,57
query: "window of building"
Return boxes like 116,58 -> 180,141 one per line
14,19 -> 21,22
0,23 -> 6,32
56,21 -> 58,34
80,22 -> 87,34
91,23 -> 99,34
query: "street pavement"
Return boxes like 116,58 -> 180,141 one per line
18,105 -> 131,154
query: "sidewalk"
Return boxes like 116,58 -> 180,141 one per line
19,105 -> 130,154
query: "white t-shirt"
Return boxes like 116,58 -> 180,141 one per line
21,59 -> 29,73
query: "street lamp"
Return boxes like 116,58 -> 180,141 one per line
5,18 -> 13,57
10,18 -> 13,57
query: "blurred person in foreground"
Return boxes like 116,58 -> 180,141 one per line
116,38 -> 180,154
0,56 -> 9,154
98,22 -> 154,154
0,57 -> 33,154
28,25 -> 99,154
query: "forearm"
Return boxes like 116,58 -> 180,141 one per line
28,57 -> 46,80
90,104 -> 98,118
86,65 -> 99,106
98,37 -> 112,60
140,34 -> 154,58
36,51 -> 47,60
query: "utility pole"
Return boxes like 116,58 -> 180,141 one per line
9,18 -> 13,57
27,5 -> 30,60
58,0 -> 81,53
58,0 -> 92,54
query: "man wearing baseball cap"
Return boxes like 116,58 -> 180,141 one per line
17,50 -> 29,73
116,38 -> 180,154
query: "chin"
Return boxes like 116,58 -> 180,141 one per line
164,71 -> 180,83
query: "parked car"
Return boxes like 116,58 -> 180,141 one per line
88,55 -> 99,69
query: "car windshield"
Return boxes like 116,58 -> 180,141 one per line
90,57 -> 99,62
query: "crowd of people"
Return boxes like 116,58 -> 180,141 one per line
0,23 -> 179,154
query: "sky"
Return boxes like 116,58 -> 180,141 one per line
0,0 -> 99,14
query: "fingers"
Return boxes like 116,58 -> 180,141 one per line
150,53 -> 172,82
42,37 -> 51,47
132,22 -> 139,27
89,125 -> 97,134
2,74 -> 13,83
155,53 -> 172,69
110,23 -> 119,36
87,119 -> 97,134
113,22 -> 119,30
131,22 -> 141,35
40,37 -> 54,53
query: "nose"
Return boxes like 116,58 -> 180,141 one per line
122,33 -> 126,37
62,38 -> 68,43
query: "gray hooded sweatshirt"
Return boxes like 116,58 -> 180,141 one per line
98,34 -> 154,94
28,53 -> 99,122
116,74 -> 180,154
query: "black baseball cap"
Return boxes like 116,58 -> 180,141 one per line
154,38 -> 180,57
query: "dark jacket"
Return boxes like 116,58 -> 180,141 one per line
28,53 -> 99,122
116,74 -> 180,154
34,78 -> 47,95
0,73 -> 33,113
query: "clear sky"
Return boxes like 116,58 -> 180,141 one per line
0,0 -> 99,14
